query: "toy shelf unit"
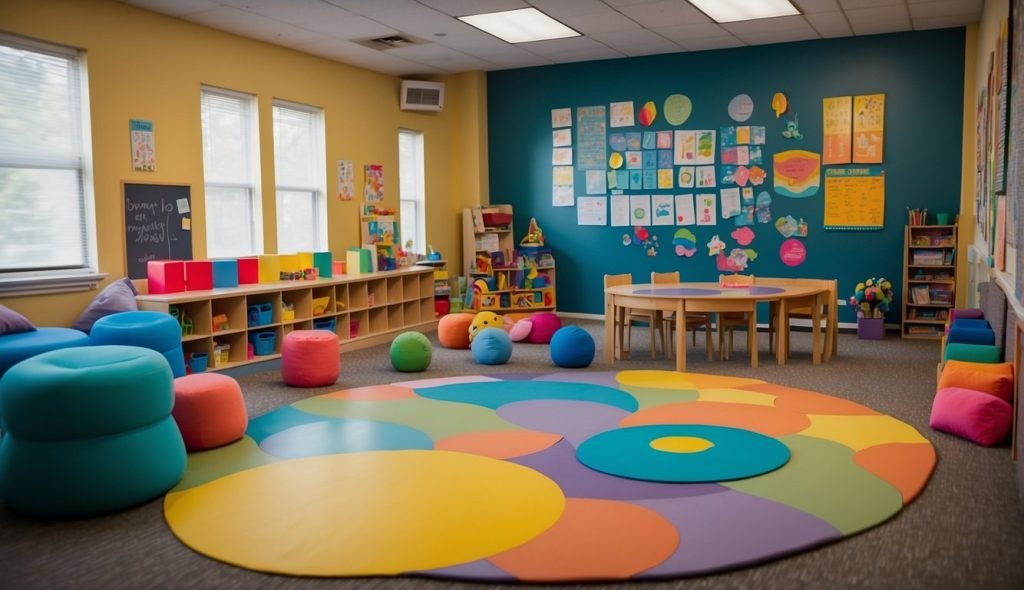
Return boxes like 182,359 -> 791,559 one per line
902,223 -> 957,339
414,257 -> 451,317
136,266 -> 436,372
461,205 -> 556,314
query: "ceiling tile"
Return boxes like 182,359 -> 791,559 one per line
844,5 -> 912,35
680,36 -> 747,51
416,0 -> 528,17
616,0 -> 712,28
912,14 -> 978,30
561,11 -> 642,34
908,0 -> 982,20
528,0 -> 615,19
586,28 -> 683,56
362,3 -> 475,36
734,28 -> 821,45
520,36 -> 624,60
247,0 -> 354,25
838,0 -> 905,8
792,0 -> 842,13
121,0 -> 218,16
602,0 -> 666,6
297,15 -> 400,39
651,22 -> 732,43
183,7 -> 329,47
804,11 -> 853,36
324,0 -> 422,16
720,15 -> 818,34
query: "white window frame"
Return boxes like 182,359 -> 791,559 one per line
200,85 -> 263,258
0,33 -> 102,295
272,98 -> 326,253
398,128 -> 426,255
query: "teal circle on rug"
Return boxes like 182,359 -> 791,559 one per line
576,424 -> 790,483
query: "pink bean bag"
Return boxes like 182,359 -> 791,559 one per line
527,312 -> 562,344
281,329 -> 340,387
929,386 -> 1012,446
172,373 -> 247,451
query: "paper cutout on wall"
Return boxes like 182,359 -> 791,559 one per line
678,166 -> 695,188
728,94 -> 754,122
720,187 -> 741,218
734,166 -> 751,186
626,132 -> 642,150
657,169 -> 674,189
622,234 -> 632,246
652,194 -> 674,225
772,92 -> 788,117
553,128 -> 572,147
607,170 -> 618,189
625,151 -> 642,169
773,150 -> 821,198
551,108 -> 572,128
642,132 -> 657,149
673,228 -> 697,257
674,130 -> 696,165
675,194 -> 695,225
642,170 -> 657,190
853,93 -> 885,163
782,114 -> 804,140
638,227 -> 659,256
717,248 -> 757,272
748,166 -> 766,186
577,196 -> 607,225
663,94 -> 692,126
775,215 -> 808,238
697,194 -> 717,226
610,194 -> 630,227
696,166 -> 716,188
552,147 -> 573,166
638,101 -> 657,127
720,127 -> 737,147
609,152 -> 624,169
609,133 -> 627,151
657,150 -> 673,169
780,238 -> 807,266
630,195 -> 652,225
735,188 -> 755,226
731,226 -> 755,246
707,234 -> 726,256
656,131 -> 672,149
585,170 -> 607,194
755,192 -> 773,224
364,164 -> 384,201
610,101 -> 635,128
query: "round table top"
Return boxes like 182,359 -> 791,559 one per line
605,281 -> 825,301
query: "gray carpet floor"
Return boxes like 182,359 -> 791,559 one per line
2,320 -> 1022,590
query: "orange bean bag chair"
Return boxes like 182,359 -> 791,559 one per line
172,373 -> 247,451
438,313 -> 474,349
281,330 -> 340,387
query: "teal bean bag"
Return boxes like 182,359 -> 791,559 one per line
943,343 -> 1003,364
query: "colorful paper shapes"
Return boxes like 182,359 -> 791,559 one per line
772,92 -> 788,118
775,216 -> 807,238
731,226 -> 755,246
728,94 -> 754,122
609,152 -> 624,169
673,228 -> 697,257
773,150 -> 821,198
663,94 -> 692,126
755,192 -> 773,224
780,238 -> 807,266
716,248 -> 757,272
782,113 -> 804,140
707,235 -> 726,257
638,101 -> 657,127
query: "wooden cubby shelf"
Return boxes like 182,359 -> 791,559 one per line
902,224 -> 957,340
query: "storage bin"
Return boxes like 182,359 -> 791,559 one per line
482,212 -> 512,227
313,317 -> 337,332
248,331 -> 276,356
247,303 -> 272,327
188,352 -> 208,373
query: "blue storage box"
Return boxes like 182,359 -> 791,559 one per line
247,303 -> 273,327
313,317 -> 337,332
248,331 -> 276,356
212,259 -> 239,288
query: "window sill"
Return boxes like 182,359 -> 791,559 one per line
0,272 -> 108,297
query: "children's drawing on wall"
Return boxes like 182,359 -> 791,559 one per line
728,93 -> 754,122
674,130 -> 696,165
626,132 -> 642,150
585,170 -> 606,194
643,169 -> 657,190
552,165 -> 574,207
780,238 -> 807,266
642,131 -> 656,149
696,130 -> 716,164
675,194 -> 695,225
750,126 -> 766,145
657,169 -> 674,189
577,196 -> 607,226
853,93 -> 885,163
642,150 -> 657,170
609,152 -> 624,169
735,188 -> 755,226
678,166 -> 695,188
652,195 -> 674,225
697,193 -> 717,225
663,94 -> 692,126
656,130 -> 672,149
552,128 -> 572,147
552,147 -> 573,166
336,159 -> 355,201
610,194 -> 630,226
673,228 -> 697,257
551,107 -> 571,128
630,194 -> 652,226
638,101 -> 657,126
823,96 -> 853,164
707,234 -> 726,256
658,150 -> 673,169
129,119 -> 155,172
731,226 -> 755,246
755,192 -> 773,224
363,164 -> 384,202
775,215 -> 808,238
576,105 -> 607,171
717,248 -> 757,272
625,151 -> 642,169
696,166 -> 716,188
609,133 -> 627,151
610,101 -> 634,128
773,150 -> 821,198
720,187 -> 741,219
629,170 -> 642,189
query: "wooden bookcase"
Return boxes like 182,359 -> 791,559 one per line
460,205 -> 556,314
902,224 -> 957,339
136,266 -> 436,372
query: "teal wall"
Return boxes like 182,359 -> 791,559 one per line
487,29 -> 966,321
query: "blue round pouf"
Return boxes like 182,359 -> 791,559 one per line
471,328 -> 512,365
89,311 -> 186,377
550,325 -> 595,368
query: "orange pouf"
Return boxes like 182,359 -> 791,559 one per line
438,313 -> 475,349
172,373 -> 247,451
281,330 -> 340,387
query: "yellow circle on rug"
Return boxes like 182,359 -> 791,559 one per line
650,436 -> 714,453
164,450 -> 565,576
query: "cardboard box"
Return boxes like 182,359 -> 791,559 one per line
147,260 -> 185,294
184,260 -> 213,291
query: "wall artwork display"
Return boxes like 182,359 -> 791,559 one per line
551,107 -> 572,128
663,94 -> 692,125
696,193 -> 717,225
675,194 -> 695,225
576,105 -> 607,170
728,94 -> 754,122
652,195 -> 674,225
610,194 -> 630,227
1010,0 -> 1023,304
610,101 -> 634,127
552,166 -> 574,207
773,150 -> 821,198
337,159 -> 355,201
823,96 -> 853,165
823,166 -> 885,230
577,196 -> 607,225
363,164 -> 384,201
630,195 -> 652,226
552,128 -> 572,147
638,101 -> 657,127
129,119 -> 155,172
852,93 -> 885,163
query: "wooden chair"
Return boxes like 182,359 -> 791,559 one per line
768,278 -> 837,363
717,273 -> 755,360
651,271 -> 712,360
603,273 -> 654,359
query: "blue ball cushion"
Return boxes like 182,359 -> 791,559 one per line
471,328 -> 512,365
0,327 -> 89,378
550,325 -> 596,368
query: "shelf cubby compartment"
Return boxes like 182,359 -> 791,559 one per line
348,282 -> 368,311
248,327 -> 281,357
173,300 -> 212,339
387,276 -> 404,304
336,312 -> 351,341
247,293 -> 282,327
282,288 -> 312,322
368,279 -> 387,308
420,298 -> 434,321
213,332 -> 247,367
402,300 -> 420,326
310,286 -> 334,317
334,284 -> 350,313
387,303 -> 405,330
419,272 -> 434,299
350,310 -> 369,339
369,306 -> 388,333
211,295 -> 246,335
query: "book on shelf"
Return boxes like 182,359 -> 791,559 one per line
911,285 -> 931,304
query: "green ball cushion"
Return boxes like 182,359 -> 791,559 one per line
943,343 -> 1002,364
389,332 -> 432,372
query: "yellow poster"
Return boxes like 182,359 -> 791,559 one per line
822,96 -> 852,165
824,167 -> 885,230
853,94 -> 884,163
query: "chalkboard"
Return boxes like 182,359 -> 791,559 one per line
123,182 -> 193,279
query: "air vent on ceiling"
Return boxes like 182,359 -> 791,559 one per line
400,80 -> 444,112
353,34 -> 424,52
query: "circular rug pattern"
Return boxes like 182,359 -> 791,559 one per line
164,370 -> 935,582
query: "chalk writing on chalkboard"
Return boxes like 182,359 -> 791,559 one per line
122,182 -> 192,279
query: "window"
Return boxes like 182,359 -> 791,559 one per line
0,33 -> 98,290
200,86 -> 262,258
398,129 -> 425,255
272,100 -> 325,253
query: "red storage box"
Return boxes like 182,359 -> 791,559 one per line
147,260 -> 185,294
237,257 -> 259,284
482,212 -> 512,227
185,260 -> 213,291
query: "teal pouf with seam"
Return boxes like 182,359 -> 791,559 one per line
89,311 -> 186,377
943,343 -> 1003,364
0,345 -> 186,518
389,331 -> 432,372
550,325 -> 596,368
471,328 -> 512,365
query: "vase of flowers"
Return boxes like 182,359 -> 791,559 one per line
849,277 -> 893,340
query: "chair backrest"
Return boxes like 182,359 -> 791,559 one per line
784,278 -> 837,315
651,271 -> 680,284
604,273 -> 632,289
720,273 -> 755,287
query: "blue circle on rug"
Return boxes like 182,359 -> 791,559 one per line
576,425 -> 790,483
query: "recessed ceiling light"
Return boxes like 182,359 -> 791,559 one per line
458,7 -> 580,44
688,0 -> 800,23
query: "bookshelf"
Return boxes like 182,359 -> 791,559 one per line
902,224 -> 957,339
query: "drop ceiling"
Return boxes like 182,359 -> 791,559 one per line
118,0 -> 983,76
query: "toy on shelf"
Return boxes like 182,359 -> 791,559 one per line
520,217 -> 545,248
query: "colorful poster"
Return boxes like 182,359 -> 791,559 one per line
728,94 -> 754,122
780,238 -> 807,266
736,126 -> 751,145
696,193 -> 717,225
695,130 -> 716,165
585,170 -> 607,194
673,130 -> 696,165
663,94 -> 692,126
823,96 -> 852,165
720,187 -> 741,219
576,105 -> 607,171
773,150 -> 821,198
552,147 -> 573,165
629,195 -> 651,226
625,151 -> 642,169
610,101 -> 634,128
552,128 -> 572,147
675,194 -> 695,225
363,164 -> 384,201
853,93 -> 885,163
610,194 -> 630,227
336,160 -> 355,201
552,166 -> 574,207
552,108 -> 571,128
652,195 -> 674,225
130,119 -> 155,172
823,166 -> 885,230
577,196 -> 607,226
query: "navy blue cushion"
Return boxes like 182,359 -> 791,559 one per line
946,326 -> 996,346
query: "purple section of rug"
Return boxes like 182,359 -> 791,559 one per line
496,399 -> 629,447
417,558 -> 516,581
748,286 -> 786,295
635,491 -> 842,577
632,288 -> 722,296
533,371 -> 622,389
510,440 -> 727,501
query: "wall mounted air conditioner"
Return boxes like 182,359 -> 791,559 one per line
400,80 -> 444,112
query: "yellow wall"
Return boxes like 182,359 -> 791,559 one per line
0,0 -> 485,326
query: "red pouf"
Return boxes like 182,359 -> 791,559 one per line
172,373 -> 247,451
281,329 -> 340,387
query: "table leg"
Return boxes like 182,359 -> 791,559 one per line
604,297 -> 615,366
675,300 -> 686,372
777,299 -> 788,366
748,306 -> 758,368
811,295 -> 821,365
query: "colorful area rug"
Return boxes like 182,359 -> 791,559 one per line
164,370 -> 935,582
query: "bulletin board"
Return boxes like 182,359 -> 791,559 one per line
122,182 -> 193,279
823,167 -> 885,230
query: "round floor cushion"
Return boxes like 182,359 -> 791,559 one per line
281,330 -> 340,387
527,312 -> 562,344
89,311 -> 186,377
550,325 -> 596,368
438,313 -> 474,349
0,327 -> 89,379
172,373 -> 248,451
471,328 -> 513,365
390,332 -> 432,372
